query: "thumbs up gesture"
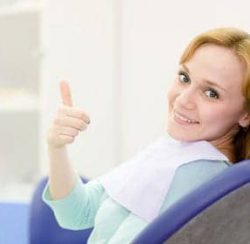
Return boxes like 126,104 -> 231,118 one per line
47,81 -> 91,149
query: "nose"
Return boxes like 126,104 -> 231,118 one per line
175,87 -> 196,110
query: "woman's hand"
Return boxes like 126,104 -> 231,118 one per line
47,81 -> 91,149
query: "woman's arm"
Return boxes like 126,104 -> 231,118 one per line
47,81 -> 91,200
47,145 -> 77,199
43,178 -> 106,230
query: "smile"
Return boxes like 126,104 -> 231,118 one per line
173,111 -> 199,125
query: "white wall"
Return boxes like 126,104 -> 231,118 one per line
40,0 -> 120,177
40,0 -> 250,178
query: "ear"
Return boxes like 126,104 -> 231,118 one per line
238,112 -> 250,128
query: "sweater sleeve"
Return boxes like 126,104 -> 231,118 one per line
42,177 -> 107,230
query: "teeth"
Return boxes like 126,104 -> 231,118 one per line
174,112 -> 198,124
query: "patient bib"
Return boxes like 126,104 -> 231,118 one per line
97,134 -> 229,222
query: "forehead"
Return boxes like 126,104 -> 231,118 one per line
185,44 -> 245,90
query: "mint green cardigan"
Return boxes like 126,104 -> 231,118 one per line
43,159 -> 231,243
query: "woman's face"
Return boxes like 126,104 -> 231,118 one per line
167,44 -> 249,142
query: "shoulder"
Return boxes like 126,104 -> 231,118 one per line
177,159 -> 231,172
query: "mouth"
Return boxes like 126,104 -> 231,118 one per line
173,110 -> 200,125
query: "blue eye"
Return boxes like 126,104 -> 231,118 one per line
205,89 -> 219,99
178,71 -> 190,83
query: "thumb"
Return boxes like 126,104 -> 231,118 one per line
60,80 -> 73,107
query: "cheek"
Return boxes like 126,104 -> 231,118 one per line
167,84 -> 178,105
200,104 -> 240,125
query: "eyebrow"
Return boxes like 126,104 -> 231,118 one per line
180,64 -> 227,93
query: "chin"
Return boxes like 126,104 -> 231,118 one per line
167,128 -> 199,142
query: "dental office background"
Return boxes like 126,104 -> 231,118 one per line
0,0 -> 249,202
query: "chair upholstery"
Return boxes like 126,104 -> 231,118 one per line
132,159 -> 250,244
165,183 -> 250,244
0,202 -> 29,244
29,177 -> 93,244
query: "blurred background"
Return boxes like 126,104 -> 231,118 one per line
0,0 -> 249,202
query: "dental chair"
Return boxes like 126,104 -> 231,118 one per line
29,160 -> 250,244
133,159 -> 250,244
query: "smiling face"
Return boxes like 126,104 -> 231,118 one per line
167,44 -> 250,144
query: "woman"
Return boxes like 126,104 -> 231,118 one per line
43,27 -> 250,243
